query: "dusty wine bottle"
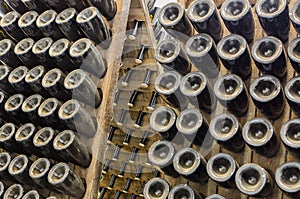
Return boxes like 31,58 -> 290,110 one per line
56,8 -> 85,42
205,194 -> 225,199
42,0 -> 68,13
285,76 -> 300,115
22,190 -> 44,199
288,38 -> 300,74
37,98 -> 65,130
29,158 -> 56,191
173,148 -> 208,183
0,123 -> 26,153
8,155 -> 41,188
15,123 -> 42,156
168,184 -> 203,199
36,10 -> 64,40
8,66 -> 35,96
53,130 -> 91,168
89,0 -> 117,21
21,0 -> 49,14
64,0 -> 91,12
33,127 -> 66,162
242,118 -> 279,157
76,7 -> 112,48
42,68 -> 72,101
280,119 -> 300,159
144,178 -> 170,199
25,65 -> 51,98
148,140 -> 179,177
150,106 -> 178,141
250,75 -> 285,119
185,33 -> 220,78
176,109 -> 210,147
220,0 -> 254,43
155,39 -> 191,76
47,162 -> 86,198
214,74 -> 249,116
217,34 -> 251,80
0,39 -> 23,67
4,0 -> 28,14
187,0 -> 223,43
0,11 -> 26,41
180,72 -> 216,113
0,152 -> 11,180
5,94 -> 30,124
256,0 -> 289,43
235,163 -> 274,197
69,38 -> 107,78
14,38 -> 40,68
32,37 -> 56,69
275,162 -> 300,198
158,2 -> 193,42
64,69 -> 102,108
290,0 -> 300,35
49,38 -> 75,72
18,11 -> 44,40
0,65 -> 18,95
154,71 -> 188,110
58,99 -> 97,138
210,113 -> 244,152
207,153 -> 238,188
3,184 -> 24,199
251,36 -> 286,78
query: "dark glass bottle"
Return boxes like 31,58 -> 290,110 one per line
158,2 -> 193,42
155,39 -> 191,76
3,184 -> 24,199
256,0 -> 289,43
36,10 -> 64,40
154,71 -> 188,110
144,178 -> 170,199
5,94 -> 30,124
217,34 -> 251,80
25,65 -> 51,98
69,38 -> 107,78
29,158 -> 54,191
214,74 -> 249,116
42,68 -> 72,101
288,38 -> 300,74
58,99 -> 97,138
235,163 -> 274,197
220,0 -> 254,43
173,148 -> 208,183
187,0 -> 223,43
180,72 -> 216,113
251,36 -> 286,78
76,7 -> 112,48
64,0 -> 91,12
22,190 -> 44,199
8,66 -> 35,96
148,140 -> 179,177
0,39 -> 23,67
150,106 -> 178,141
176,109 -> 210,147
207,153 -> 239,188
290,0 -> 300,35
32,37 -> 56,69
4,0 -> 28,14
14,38 -> 40,68
18,11 -> 44,40
168,184 -> 203,199
210,113 -> 244,152
47,162 -> 85,198
185,33 -> 219,78
33,127 -> 66,161
64,69 -> 102,108
242,118 -> 279,157
89,0 -> 117,21
205,194 -> 226,199
56,8 -> 85,42
53,130 -> 91,168
42,0 -> 68,13
285,76 -> 300,115
0,65 -> 17,95
280,119 -> 300,159
8,155 -> 40,188
249,75 -> 285,119
22,0 -> 49,14
0,152 -> 11,180
0,11 -> 26,41
275,162 -> 300,198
